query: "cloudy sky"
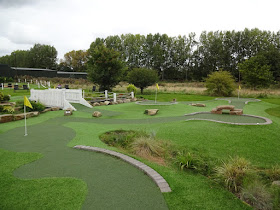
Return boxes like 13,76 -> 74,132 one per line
0,0 -> 279,59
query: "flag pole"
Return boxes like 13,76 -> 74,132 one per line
24,105 -> 27,136
155,88 -> 157,104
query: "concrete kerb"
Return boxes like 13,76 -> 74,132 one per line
73,145 -> 172,193
184,112 -> 272,125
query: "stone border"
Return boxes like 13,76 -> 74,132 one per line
215,97 -> 261,105
184,112 -> 272,125
135,101 -> 178,106
73,145 -> 172,193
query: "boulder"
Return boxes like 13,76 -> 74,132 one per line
216,105 -> 235,111
93,102 -> 100,106
51,107 -> 60,111
104,101 -> 110,106
131,98 -> 137,102
196,103 -> 206,107
64,109 -> 73,116
272,181 -> 280,187
211,108 -> 222,114
29,111 -> 40,117
144,109 -> 159,116
117,100 -> 124,104
110,101 -> 117,105
42,108 -> 52,113
230,109 -> 243,115
190,103 -> 197,106
99,102 -> 106,106
123,99 -> 131,103
0,114 -> 14,123
92,111 -> 102,118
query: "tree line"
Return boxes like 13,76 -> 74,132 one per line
1,28 -> 280,83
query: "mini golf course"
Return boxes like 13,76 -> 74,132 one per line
0,96 -> 279,209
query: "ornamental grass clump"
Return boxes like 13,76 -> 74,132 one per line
240,181 -> 273,210
266,165 -> 280,181
215,156 -> 251,193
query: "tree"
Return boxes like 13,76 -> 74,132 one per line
87,44 -> 126,91
238,55 -> 273,88
59,50 -> 88,72
28,44 -> 57,69
205,71 -> 235,96
127,68 -> 158,94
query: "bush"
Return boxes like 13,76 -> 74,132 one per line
240,181 -> 273,210
205,71 -> 235,96
0,92 -> 10,102
19,101 -> 46,112
99,130 -> 147,149
127,84 -> 137,94
131,136 -> 164,157
215,156 -> 251,192
2,106 -> 15,114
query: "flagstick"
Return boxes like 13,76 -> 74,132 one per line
155,88 -> 158,104
24,105 -> 28,136
238,89 -> 240,100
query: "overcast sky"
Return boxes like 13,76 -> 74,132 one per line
0,0 -> 279,59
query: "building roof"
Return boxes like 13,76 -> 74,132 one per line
11,67 -> 57,72
57,71 -> 87,75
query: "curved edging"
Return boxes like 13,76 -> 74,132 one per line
73,145 -> 172,193
184,112 -> 272,125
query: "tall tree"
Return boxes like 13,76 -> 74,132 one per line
87,44 -> 126,91
59,50 -> 88,72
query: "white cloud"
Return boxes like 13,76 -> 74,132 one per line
0,0 -> 279,59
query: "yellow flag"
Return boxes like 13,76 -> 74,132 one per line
156,83 -> 159,90
239,85 -> 241,90
24,96 -> 33,109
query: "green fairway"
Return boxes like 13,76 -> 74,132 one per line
1,94 -> 279,209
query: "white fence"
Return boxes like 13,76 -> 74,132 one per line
29,89 -> 92,111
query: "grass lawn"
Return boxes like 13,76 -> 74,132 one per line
1,92 -> 280,209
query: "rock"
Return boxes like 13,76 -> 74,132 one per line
272,181 -> 280,187
211,108 -> 222,114
64,109 -> 73,116
110,101 -> 117,105
104,101 -> 110,106
144,109 -> 159,116
14,113 -> 25,121
230,109 -> 243,115
51,107 -> 60,111
93,102 -> 100,106
196,103 -> 206,107
42,108 -> 52,113
99,102 -> 106,106
117,100 -> 124,104
190,103 -> 197,106
92,111 -> 102,118
29,111 -> 40,116
123,99 -> 131,103
131,98 -> 137,102
0,114 -> 14,123
173,98 -> 177,102
216,105 -> 235,111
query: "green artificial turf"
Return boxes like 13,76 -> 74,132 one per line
0,120 -> 168,210
138,93 -> 214,102
1,95 -> 279,209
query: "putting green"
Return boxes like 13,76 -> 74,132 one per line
0,121 -> 168,210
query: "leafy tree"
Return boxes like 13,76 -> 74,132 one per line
28,44 -> 57,69
87,44 -> 126,91
59,50 -> 88,72
205,71 -> 235,96
238,55 -> 273,88
127,68 -> 158,94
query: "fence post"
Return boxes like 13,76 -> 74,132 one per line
105,90 -> 108,99
131,92 -> 134,99
113,93 -> 117,102
28,83 -> 30,89
1,83 -> 3,90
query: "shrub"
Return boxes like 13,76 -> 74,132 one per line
131,136 -> 164,157
3,106 -> 15,114
215,156 -> 251,192
240,181 -> 273,210
0,92 -> 10,102
0,92 -> 3,101
99,130 -> 147,149
19,101 -> 46,112
205,71 -> 235,96
127,84 -> 137,94
266,165 -> 280,181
